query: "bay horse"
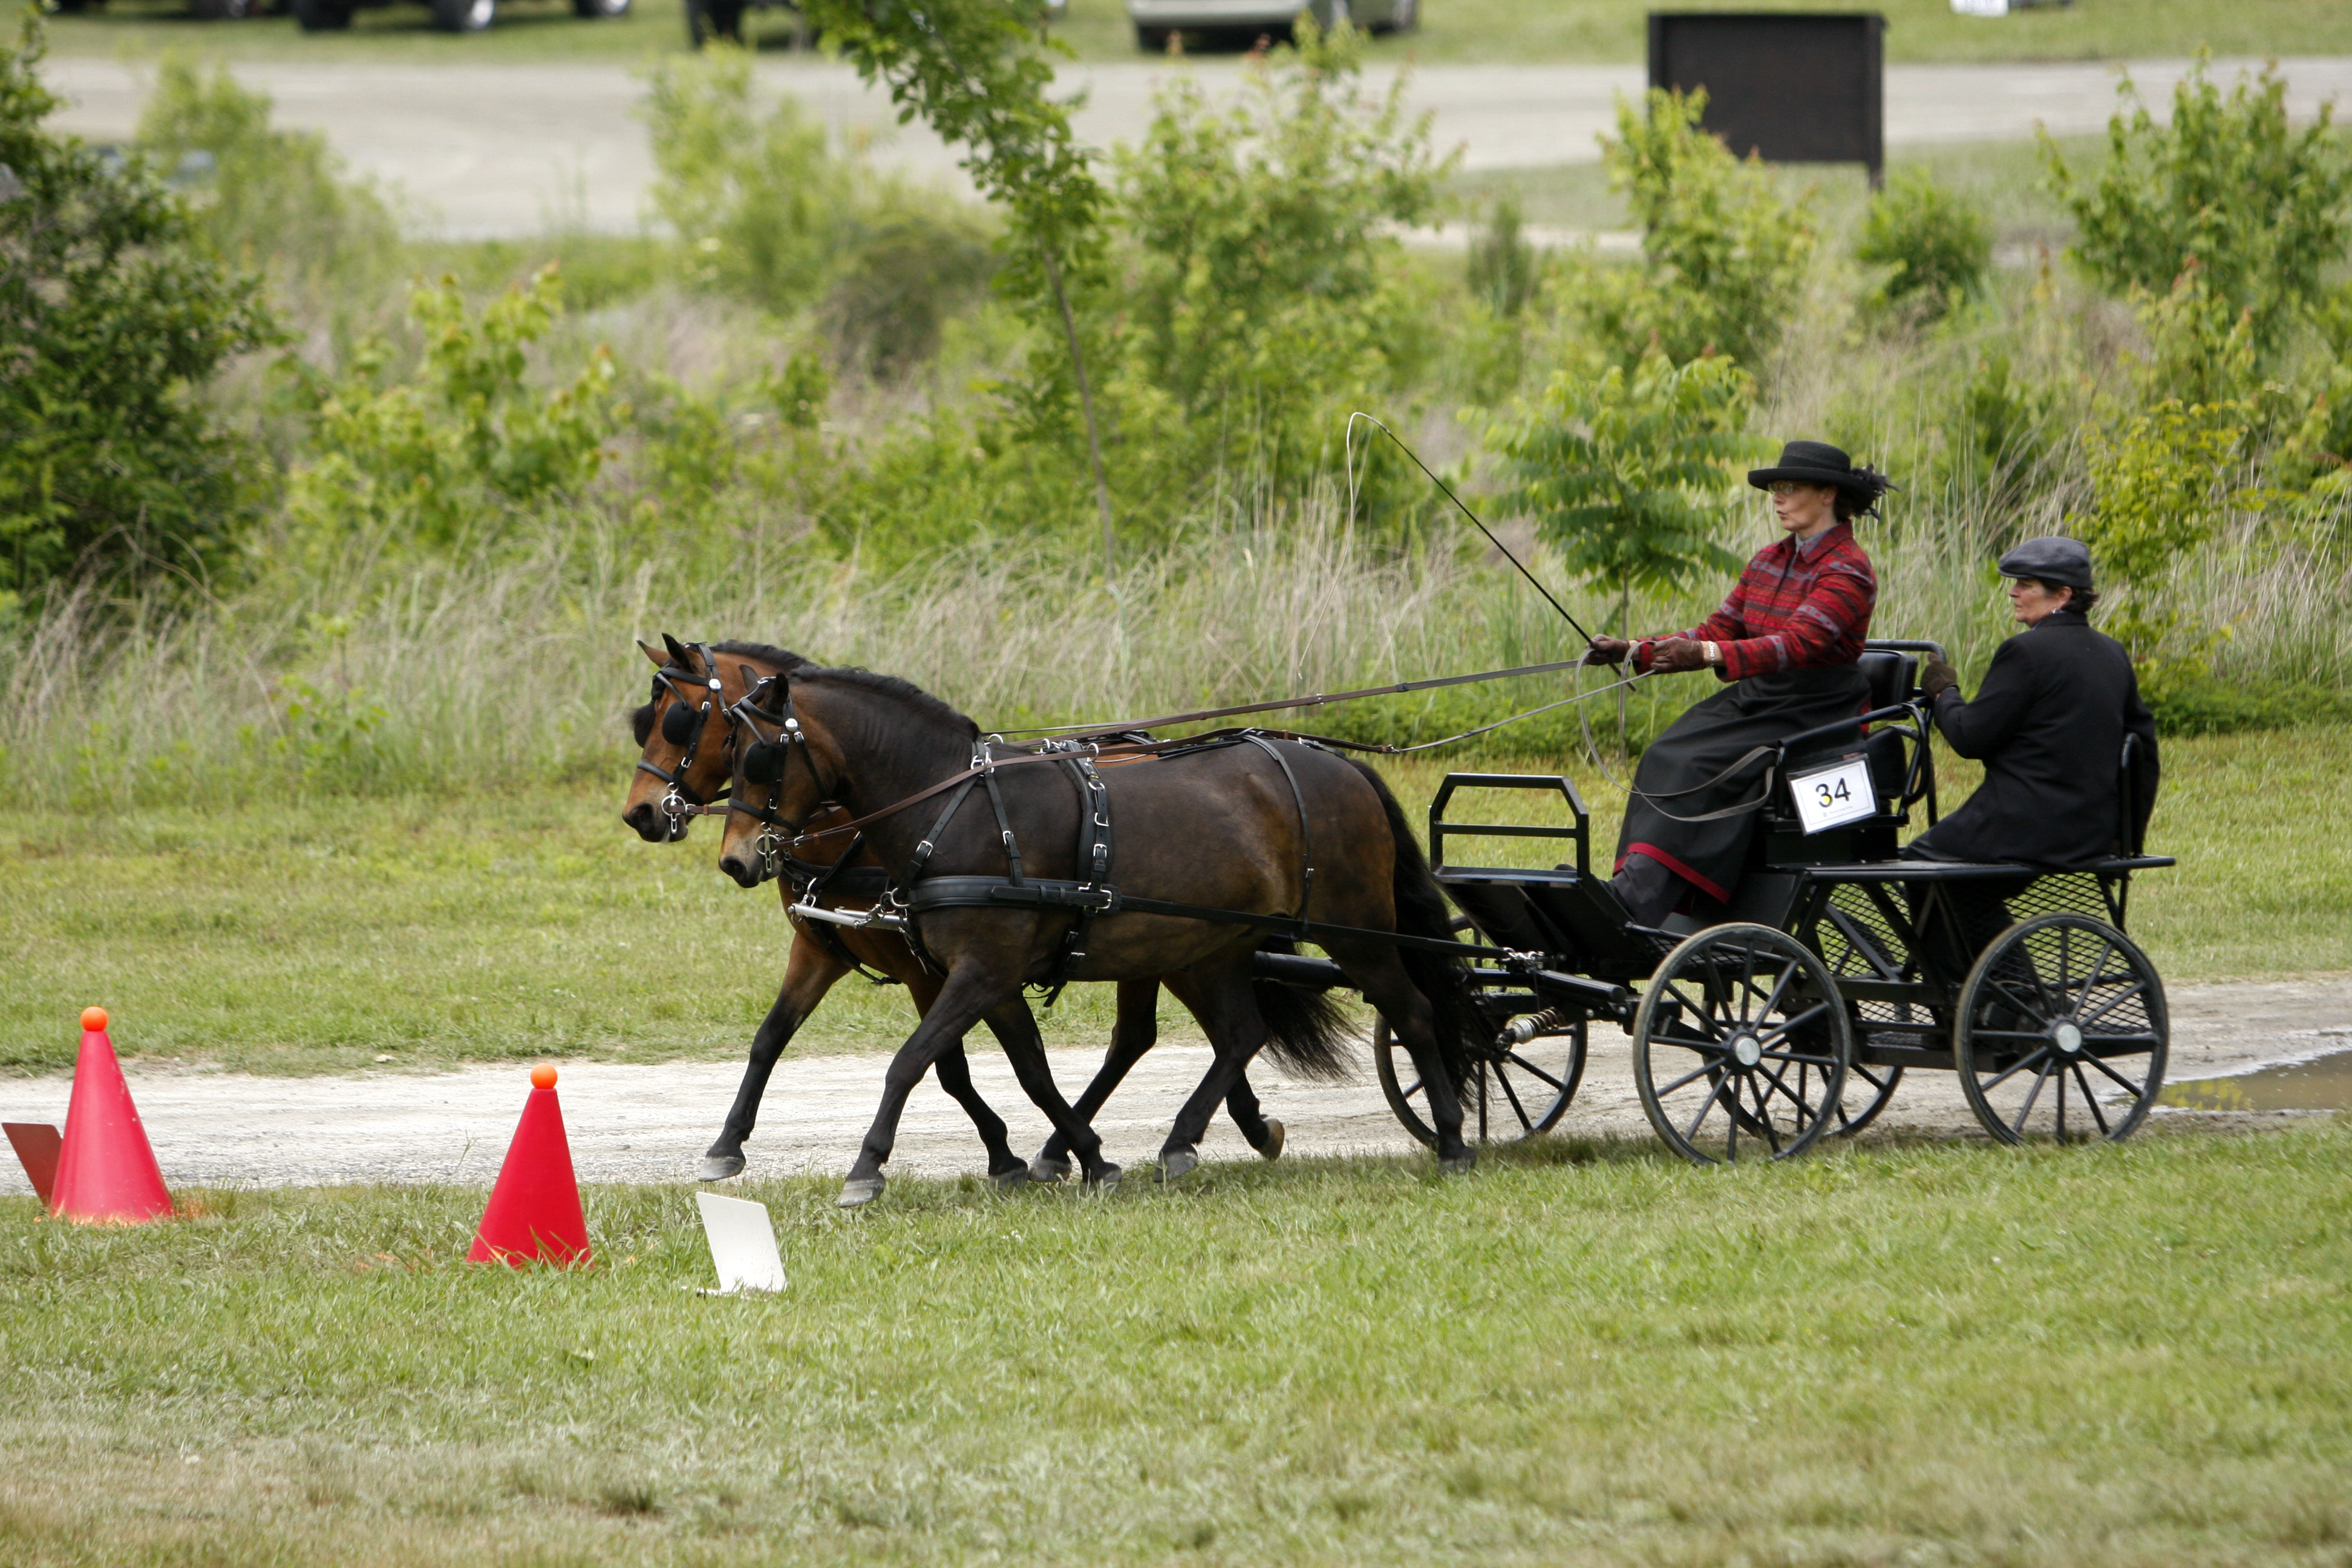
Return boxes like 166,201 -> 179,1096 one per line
711,655 -> 1481,1206
621,636 -> 1347,1187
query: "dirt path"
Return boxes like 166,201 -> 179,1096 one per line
3,978 -> 2345,1195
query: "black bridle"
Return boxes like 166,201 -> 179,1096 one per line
725,667 -> 818,882
635,644 -> 729,842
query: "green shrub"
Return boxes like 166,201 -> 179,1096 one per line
1468,194 -> 1540,318
0,15 -> 278,602
1855,166 -> 1990,319
1575,88 -> 1814,370
2043,57 -> 2352,365
2138,665 -> 2352,736
820,195 -> 999,377
283,266 -> 618,557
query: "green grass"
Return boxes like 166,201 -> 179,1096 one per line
43,0 -> 2352,66
4,728 -> 2348,1077
1,1124 -> 2348,1565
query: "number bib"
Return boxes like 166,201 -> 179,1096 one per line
1788,755 -> 1877,834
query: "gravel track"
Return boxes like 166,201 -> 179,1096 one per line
1,977 -> 2342,1195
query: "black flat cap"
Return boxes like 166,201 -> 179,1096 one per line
1997,537 -> 2094,590
1747,440 -> 1890,500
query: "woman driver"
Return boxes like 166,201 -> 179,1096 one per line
1586,440 -> 1893,927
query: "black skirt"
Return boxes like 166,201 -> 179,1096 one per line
1615,665 -> 1869,901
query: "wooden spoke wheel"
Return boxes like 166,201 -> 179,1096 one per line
1633,924 -> 1851,1165
1955,913 -> 2167,1145
1835,1057 -> 1904,1137
1376,1016 -> 1587,1148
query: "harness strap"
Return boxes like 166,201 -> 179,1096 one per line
901,876 -> 1486,959
975,742 -> 1027,887
1243,734 -> 1315,940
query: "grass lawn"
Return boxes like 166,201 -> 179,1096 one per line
3,727 -> 2347,1077
39,0 -> 2352,67
1,1123 -> 2348,1565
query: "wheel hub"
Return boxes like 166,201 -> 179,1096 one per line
2051,1020 -> 2085,1056
1728,1031 -> 1763,1070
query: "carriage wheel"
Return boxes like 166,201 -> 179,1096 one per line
1633,924 -> 1851,1165
1954,913 -> 2166,1145
1375,1016 -> 1586,1149
1835,1059 -> 1904,1137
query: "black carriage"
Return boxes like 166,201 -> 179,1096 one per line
1373,641 -> 2173,1162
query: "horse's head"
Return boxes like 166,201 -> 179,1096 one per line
622,634 -> 755,843
715,665 -> 844,889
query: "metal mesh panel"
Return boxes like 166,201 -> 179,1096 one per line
2005,872 -> 2122,925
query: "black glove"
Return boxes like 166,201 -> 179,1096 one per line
1649,636 -> 1709,674
1586,636 -> 1632,666
1921,658 -> 1960,700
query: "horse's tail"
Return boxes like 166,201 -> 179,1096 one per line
1345,758 -> 1482,1085
1250,958 -> 1357,1082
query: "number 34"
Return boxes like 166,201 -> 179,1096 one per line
1812,777 -> 1853,808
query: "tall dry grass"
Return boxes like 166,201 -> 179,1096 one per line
8,471 -> 2341,812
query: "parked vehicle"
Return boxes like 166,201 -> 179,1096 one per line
1128,0 -> 1414,52
291,0 -> 630,34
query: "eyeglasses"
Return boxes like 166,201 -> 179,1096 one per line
1766,481 -> 1817,497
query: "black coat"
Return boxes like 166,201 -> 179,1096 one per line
1910,611 -> 2160,867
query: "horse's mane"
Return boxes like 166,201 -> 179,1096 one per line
708,641 -> 980,738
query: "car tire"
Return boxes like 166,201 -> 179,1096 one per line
1374,0 -> 1417,33
291,0 -> 354,28
430,0 -> 494,30
573,0 -> 629,16
190,0 -> 258,18
685,0 -> 743,44
1133,23 -> 1168,51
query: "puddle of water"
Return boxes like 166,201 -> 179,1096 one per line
2159,1046 -> 2352,1112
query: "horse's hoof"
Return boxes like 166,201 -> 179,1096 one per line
1256,1120 -> 1285,1162
1437,1152 -> 1477,1176
1028,1152 -> 1073,1184
697,1153 -> 745,1181
836,1175 -> 886,1209
989,1165 -> 1033,1191
1157,1148 -> 1199,1184
1085,1163 -> 1123,1192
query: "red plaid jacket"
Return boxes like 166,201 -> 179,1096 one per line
1636,523 -> 1876,682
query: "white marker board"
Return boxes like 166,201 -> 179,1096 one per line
695,1191 -> 787,1295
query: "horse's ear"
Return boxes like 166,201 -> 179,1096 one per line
661,633 -> 695,671
636,639 -> 667,669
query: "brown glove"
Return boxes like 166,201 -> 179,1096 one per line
1649,636 -> 1710,674
1921,657 -> 1960,700
1586,636 -> 1632,666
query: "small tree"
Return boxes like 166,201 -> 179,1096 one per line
1578,90 -> 1813,370
801,0 -> 1120,575
0,15 -> 277,601
1854,167 -> 1991,321
2074,396 -> 2244,656
1483,350 -> 1758,636
2043,57 -> 2352,365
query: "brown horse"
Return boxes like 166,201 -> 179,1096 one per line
713,655 -> 1481,1206
621,637 -> 1342,1187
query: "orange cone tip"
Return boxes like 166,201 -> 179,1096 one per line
51,1009 -> 172,1225
466,1065 -> 591,1268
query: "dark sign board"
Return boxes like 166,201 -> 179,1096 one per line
1647,12 -> 1885,184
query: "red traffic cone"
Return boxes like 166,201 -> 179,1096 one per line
50,1008 -> 174,1226
466,1064 -> 591,1268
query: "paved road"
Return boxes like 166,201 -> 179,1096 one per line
41,56 -> 2352,237
2,976 -> 2344,1196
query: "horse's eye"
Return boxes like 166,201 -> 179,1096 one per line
661,702 -> 699,746
742,741 -> 785,785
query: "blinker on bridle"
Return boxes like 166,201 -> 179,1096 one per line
635,642 -> 727,841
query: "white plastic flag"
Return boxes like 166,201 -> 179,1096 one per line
695,1191 -> 787,1295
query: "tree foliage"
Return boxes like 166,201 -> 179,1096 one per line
1854,167 -> 1991,320
1111,19 -> 1448,480
1576,90 -> 1813,370
2043,58 -> 2352,362
284,267 -> 618,555
0,14 -> 277,601
1483,351 -> 1758,601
